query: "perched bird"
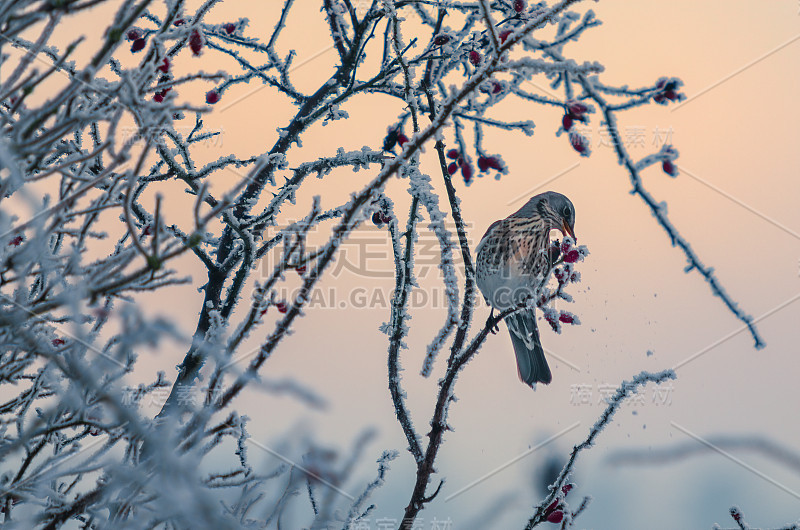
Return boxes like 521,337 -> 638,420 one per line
475,191 -> 576,387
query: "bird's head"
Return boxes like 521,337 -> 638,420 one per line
518,191 -> 576,239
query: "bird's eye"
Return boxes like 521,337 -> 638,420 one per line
563,206 -> 571,218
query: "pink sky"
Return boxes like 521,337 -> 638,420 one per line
26,1 -> 800,527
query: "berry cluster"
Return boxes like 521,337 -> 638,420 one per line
134,22 -> 235,104
129,30 -> 146,53
445,149 -> 473,184
383,126 -> 410,152
153,85 -> 171,103
477,155 -> 504,173
653,77 -> 684,105
561,99 -> 589,132
542,237 -> 588,332
371,211 -> 392,227
542,483 -> 574,524
560,100 -> 592,156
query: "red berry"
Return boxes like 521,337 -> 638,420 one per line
296,265 -> 306,274
653,78 -> 680,104
154,87 -> 171,101
126,29 -> 141,41
380,212 -> 392,224
559,313 -> 574,324
499,29 -> 513,44
52,338 -> 66,346
468,50 -> 481,66
9,235 -> 23,246
513,0 -> 526,13
563,249 -> 580,263
276,301 -> 288,314
397,133 -> 409,146
223,23 -> 236,34
546,510 -> 564,524
158,58 -> 170,73
662,159 -> 678,176
142,225 -> 152,236
205,90 -> 220,104
174,18 -> 185,26
562,113 -> 573,131
485,156 -> 503,170
461,163 -> 473,182
447,162 -> 458,175
131,37 -> 146,53
562,484 -> 574,495
433,34 -> 450,46
477,156 -> 502,172
567,100 -> 588,117
189,29 -> 204,55
372,211 -> 384,226
569,132 -> 589,155
446,149 -> 459,159
490,80 -> 502,94
383,128 -> 401,151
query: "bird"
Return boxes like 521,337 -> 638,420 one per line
475,191 -> 576,387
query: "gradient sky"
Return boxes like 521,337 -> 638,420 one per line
26,1 -> 800,528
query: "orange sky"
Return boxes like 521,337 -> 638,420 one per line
14,1 -> 800,527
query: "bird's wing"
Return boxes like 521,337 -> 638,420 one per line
475,219 -> 503,257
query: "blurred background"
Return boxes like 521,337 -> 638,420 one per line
25,0 -> 800,527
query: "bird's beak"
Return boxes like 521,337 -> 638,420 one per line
561,220 -> 576,240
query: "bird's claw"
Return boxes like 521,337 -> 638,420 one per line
487,309 -> 500,334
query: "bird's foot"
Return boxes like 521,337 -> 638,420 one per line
487,309 -> 500,334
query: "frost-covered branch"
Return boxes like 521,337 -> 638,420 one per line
525,369 -> 677,529
0,0 -> 766,527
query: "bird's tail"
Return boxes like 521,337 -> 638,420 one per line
505,310 -> 552,386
